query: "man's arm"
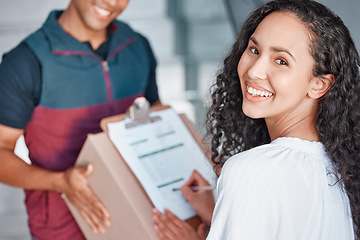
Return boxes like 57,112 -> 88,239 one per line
0,124 -> 60,189
0,123 -> 111,233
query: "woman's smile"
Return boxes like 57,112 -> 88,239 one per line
246,85 -> 273,97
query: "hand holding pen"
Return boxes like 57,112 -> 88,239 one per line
178,170 -> 215,226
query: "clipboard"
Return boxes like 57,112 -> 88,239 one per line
101,98 -> 214,222
100,98 -> 211,160
65,98 -> 214,240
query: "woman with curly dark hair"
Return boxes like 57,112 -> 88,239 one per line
152,0 -> 360,239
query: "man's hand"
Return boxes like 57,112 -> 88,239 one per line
60,164 -> 111,234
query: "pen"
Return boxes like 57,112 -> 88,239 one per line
172,186 -> 215,191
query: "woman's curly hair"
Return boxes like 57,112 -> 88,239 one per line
206,0 -> 360,237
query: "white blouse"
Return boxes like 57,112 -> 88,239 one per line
207,137 -> 354,240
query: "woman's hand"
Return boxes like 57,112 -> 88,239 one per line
180,170 -> 215,226
59,164 -> 111,234
152,208 -> 207,240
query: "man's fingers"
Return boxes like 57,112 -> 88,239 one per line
80,204 -> 107,234
69,188 -> 111,230
81,191 -> 111,225
88,211 -> 106,234
85,164 -> 94,176
63,165 -> 111,233
80,211 -> 99,234
93,200 -> 111,226
86,190 -> 111,223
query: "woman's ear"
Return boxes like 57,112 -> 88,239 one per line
308,74 -> 334,99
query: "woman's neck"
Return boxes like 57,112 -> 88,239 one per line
265,104 -> 320,142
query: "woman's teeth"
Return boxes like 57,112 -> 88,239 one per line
247,86 -> 273,97
94,5 -> 111,16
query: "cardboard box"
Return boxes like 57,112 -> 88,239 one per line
65,110 -> 211,239
66,132 -> 158,239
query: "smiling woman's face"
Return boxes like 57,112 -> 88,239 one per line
238,11 -> 315,121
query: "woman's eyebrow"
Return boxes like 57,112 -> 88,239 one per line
271,47 -> 296,62
249,36 -> 258,45
249,36 -> 296,62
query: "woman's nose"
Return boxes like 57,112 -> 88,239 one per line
247,57 -> 267,80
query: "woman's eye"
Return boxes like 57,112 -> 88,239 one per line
249,47 -> 259,55
275,59 -> 288,66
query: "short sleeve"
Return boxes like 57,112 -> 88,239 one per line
136,33 -> 159,104
0,42 -> 41,129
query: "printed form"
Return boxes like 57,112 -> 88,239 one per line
107,108 -> 217,220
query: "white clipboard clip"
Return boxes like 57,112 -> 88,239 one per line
125,97 -> 161,129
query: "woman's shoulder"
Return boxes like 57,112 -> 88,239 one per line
226,137 -> 325,165
221,137 -> 327,184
